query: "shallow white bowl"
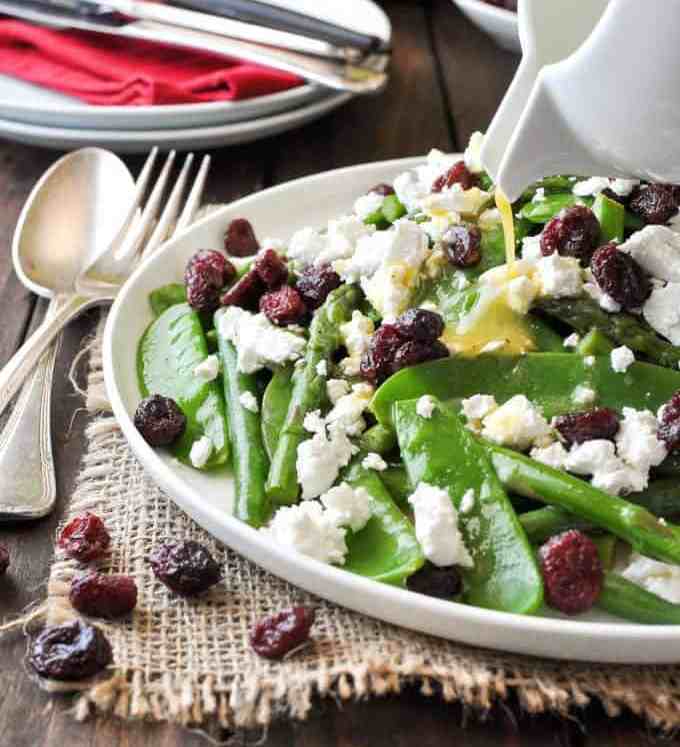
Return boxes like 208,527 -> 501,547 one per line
452,0 -> 520,53
104,156 -> 680,663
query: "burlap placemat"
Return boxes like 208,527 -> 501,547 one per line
36,315 -> 680,732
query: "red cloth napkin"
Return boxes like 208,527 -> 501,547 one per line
0,20 -> 303,105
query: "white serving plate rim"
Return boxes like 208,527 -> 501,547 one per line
104,155 -> 680,663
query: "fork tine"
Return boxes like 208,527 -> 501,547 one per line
115,150 -> 176,262
173,154 -> 211,238
142,153 -> 195,258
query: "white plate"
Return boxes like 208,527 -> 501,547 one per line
0,92 -> 351,152
452,0 -> 520,53
0,0 -> 391,131
104,156 -> 680,663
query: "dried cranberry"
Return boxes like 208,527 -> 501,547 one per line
149,540 -> 221,597
539,530 -> 603,615
443,224 -> 482,267
220,268 -> 264,310
629,184 -> 678,225
540,205 -> 600,264
295,264 -> 342,310
254,249 -> 288,289
134,394 -> 186,447
406,563 -> 462,599
29,620 -> 112,681
553,408 -> 620,446
395,308 -> 445,343
590,243 -> 650,310
369,183 -> 395,196
70,573 -> 138,619
250,606 -> 316,660
431,161 -> 478,192
393,339 -> 449,372
58,512 -> 111,563
224,218 -> 259,257
259,286 -> 308,326
360,324 -> 405,384
0,545 -> 9,575
658,391 -> 680,450
184,250 -> 235,313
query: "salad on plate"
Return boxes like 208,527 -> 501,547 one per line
134,132 -> 680,624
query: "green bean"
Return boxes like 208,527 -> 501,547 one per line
592,535 -> 618,570
149,283 -> 187,317
261,366 -> 293,461
395,398 -> 543,614
486,444 -> 680,565
598,572 -> 680,624
535,296 -> 680,369
593,192 -> 625,243
266,285 -> 362,504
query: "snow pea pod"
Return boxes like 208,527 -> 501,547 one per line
576,328 -> 614,356
217,335 -> 271,528
519,194 -> 593,223
598,572 -> 680,624
266,284 -> 363,504
486,445 -> 680,565
138,303 -> 229,468
357,423 -> 397,455
261,366 -> 293,461
394,398 -> 543,614
342,458 -> 424,585
379,465 -> 412,511
535,296 -> 680,368
149,283 -> 187,317
371,353 -> 680,428
593,192 -> 624,243
364,194 -> 407,230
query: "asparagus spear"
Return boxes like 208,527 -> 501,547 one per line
535,296 -> 680,369
485,444 -> 680,565
266,284 -> 362,504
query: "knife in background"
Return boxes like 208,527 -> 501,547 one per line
0,0 -> 389,93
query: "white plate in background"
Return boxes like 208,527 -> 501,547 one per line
452,0 -> 520,53
104,155 -> 680,664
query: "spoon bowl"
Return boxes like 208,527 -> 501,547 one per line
13,148 -> 136,298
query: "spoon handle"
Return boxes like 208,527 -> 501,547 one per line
0,294 -> 97,419
0,298 -> 61,519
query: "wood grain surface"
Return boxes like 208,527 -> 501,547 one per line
0,1 -> 676,744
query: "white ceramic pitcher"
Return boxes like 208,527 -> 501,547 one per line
482,0 -> 680,201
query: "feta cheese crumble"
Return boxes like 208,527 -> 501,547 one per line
362,452 -> 388,472
459,488 -> 476,515
535,254 -> 583,298
572,385 -> 596,407
339,310 -> 375,376
643,282 -> 680,344
239,391 -> 259,413
315,359 -> 328,378
319,483 -> 372,533
407,483 -> 473,568
463,130 -> 484,174
461,394 -> 498,432
189,436 -> 213,469
620,226 -> 680,282
563,333 -> 581,348
615,407 -> 667,474
481,395 -> 552,450
521,234 -> 543,261
325,383 -> 374,437
416,395 -> 437,419
354,191 -> 384,221
620,554 -> 680,604
296,427 -> 354,499
193,354 -> 220,382
572,176 -> 611,197
584,277 -> 622,313
611,345 -> 635,373
217,307 -> 306,374
326,378 -> 350,404
530,442 -> 569,470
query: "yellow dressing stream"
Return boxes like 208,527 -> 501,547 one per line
496,189 -> 516,268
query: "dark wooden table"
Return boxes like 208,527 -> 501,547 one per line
0,2 -> 676,744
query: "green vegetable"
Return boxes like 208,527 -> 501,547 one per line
599,572 -> 680,624
592,534 -> 617,570
261,366 -> 293,461
379,466 -> 412,510
485,444 -> 680,565
217,336 -> 271,528
342,458 -> 424,584
518,194 -> 593,223
138,303 -> 229,467
149,283 -> 187,317
205,329 -> 218,353
357,423 -> 397,455
535,296 -> 680,369
519,506 -> 593,544
576,328 -> 614,356
382,194 -> 407,223
371,353 -> 680,428
394,398 -> 543,614
266,285 -> 362,504
593,192 -> 625,243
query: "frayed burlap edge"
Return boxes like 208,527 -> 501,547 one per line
33,316 -> 680,733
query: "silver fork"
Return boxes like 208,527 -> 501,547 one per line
0,150 -> 211,520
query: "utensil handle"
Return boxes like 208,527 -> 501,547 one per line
0,294 -> 92,419
0,298 -> 61,520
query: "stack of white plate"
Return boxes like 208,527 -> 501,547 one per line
0,0 -> 390,152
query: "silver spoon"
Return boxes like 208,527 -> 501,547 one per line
0,148 -> 135,519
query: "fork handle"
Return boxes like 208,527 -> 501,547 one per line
0,294 -> 96,419
0,298 -> 61,520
